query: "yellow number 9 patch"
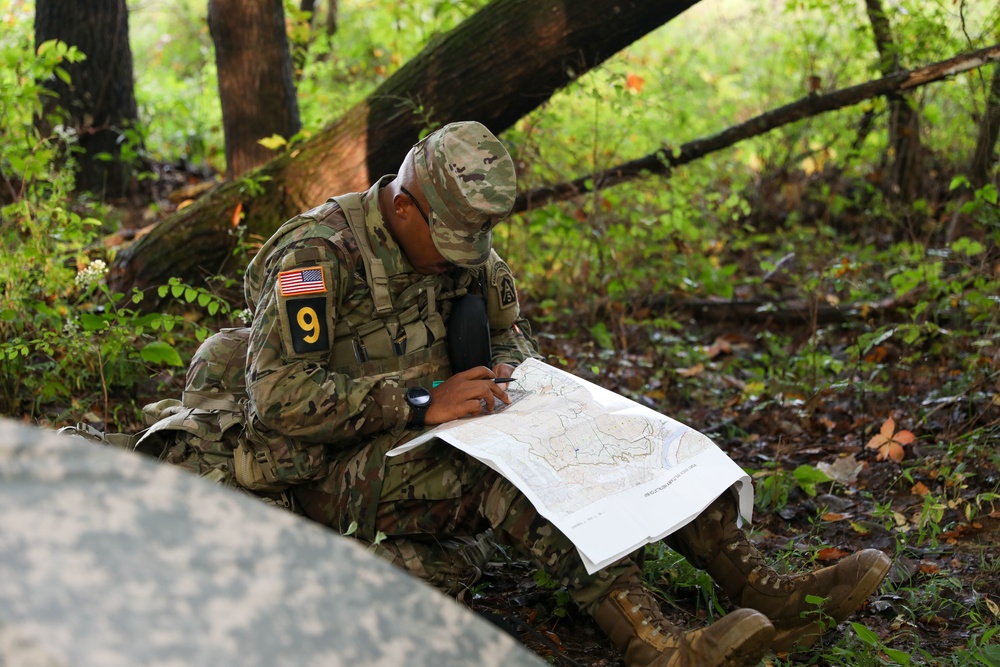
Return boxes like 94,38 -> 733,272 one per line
284,297 -> 329,354
296,306 -> 320,343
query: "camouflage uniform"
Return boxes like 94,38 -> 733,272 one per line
151,122 -> 631,608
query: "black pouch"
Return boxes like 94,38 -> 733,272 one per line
447,293 -> 491,373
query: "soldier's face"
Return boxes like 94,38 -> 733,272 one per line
394,184 -> 451,274
406,227 -> 452,275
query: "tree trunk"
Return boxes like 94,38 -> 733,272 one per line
326,0 -> 339,37
864,0 -> 921,200
970,64 -> 1000,188
208,0 -> 302,178
34,0 -> 139,200
109,0 -> 701,296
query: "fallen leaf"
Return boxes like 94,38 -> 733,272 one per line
821,513 -> 850,522
919,562 -> 940,575
865,345 -> 888,363
231,201 -> 243,228
704,337 -> 732,359
940,524 -> 983,543
866,417 -> 916,462
911,481 -> 930,496
677,363 -> 704,378
816,547 -> 850,561
626,73 -> 645,93
817,454 -> 864,485
850,521 -> 871,535
985,597 -> 999,618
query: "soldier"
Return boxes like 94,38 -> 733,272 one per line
128,121 -> 890,667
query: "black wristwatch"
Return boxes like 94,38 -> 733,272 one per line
405,386 -> 432,429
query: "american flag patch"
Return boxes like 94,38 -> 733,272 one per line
278,266 -> 326,296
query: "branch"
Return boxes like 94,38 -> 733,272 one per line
514,43 -> 1000,212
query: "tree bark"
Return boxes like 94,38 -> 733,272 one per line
325,0 -> 339,37
109,0 -> 701,296
34,0 -> 139,199
513,44 -> 1000,212
970,64 -> 1000,188
208,0 -> 302,178
863,0 -> 921,200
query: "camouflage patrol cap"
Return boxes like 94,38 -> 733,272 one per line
413,121 -> 516,268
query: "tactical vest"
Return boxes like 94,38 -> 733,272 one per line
140,193 -> 486,491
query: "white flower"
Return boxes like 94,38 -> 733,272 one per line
75,259 -> 109,291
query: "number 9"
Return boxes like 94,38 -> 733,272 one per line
296,306 -> 320,343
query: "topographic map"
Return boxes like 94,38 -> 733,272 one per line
389,358 -> 752,573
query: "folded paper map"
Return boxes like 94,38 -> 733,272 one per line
388,358 -> 753,573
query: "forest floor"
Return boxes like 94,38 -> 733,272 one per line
64,162 -> 1000,666
459,293 -> 1000,666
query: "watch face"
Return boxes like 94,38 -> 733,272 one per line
407,387 -> 431,407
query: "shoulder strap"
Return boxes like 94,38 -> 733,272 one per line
333,193 -> 393,316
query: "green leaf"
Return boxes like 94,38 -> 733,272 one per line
975,644 -> 1000,667
951,238 -> 984,257
197,293 -> 211,307
0,309 -> 15,321
157,285 -> 169,298
884,648 -> 911,665
170,284 -> 184,298
184,287 -> 197,303
850,622 -> 880,646
207,301 -> 220,315
54,66 -> 71,85
981,184 -> 998,206
80,313 -> 108,331
590,322 -> 614,350
793,465 -> 831,496
140,341 -> 183,366
257,134 -> 288,150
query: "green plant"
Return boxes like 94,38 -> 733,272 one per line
642,541 -> 724,618
533,568 -> 573,621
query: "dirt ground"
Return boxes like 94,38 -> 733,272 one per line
456,317 -> 1000,667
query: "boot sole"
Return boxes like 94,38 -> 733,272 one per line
771,550 -> 892,653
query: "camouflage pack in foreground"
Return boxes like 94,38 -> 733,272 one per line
0,419 -> 543,667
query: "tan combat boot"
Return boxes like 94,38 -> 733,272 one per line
666,493 -> 892,652
593,566 -> 774,667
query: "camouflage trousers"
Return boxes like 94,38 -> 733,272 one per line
163,430 -> 633,613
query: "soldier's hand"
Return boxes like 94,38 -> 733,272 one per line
492,362 -> 517,379
426,366 -> 511,424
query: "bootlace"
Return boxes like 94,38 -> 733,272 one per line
613,587 -> 683,643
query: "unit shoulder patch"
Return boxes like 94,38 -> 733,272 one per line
486,258 -> 519,329
278,266 -> 326,297
490,260 -> 518,309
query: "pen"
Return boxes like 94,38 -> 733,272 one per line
430,378 -> 517,388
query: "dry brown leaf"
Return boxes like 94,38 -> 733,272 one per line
821,513 -> 849,522
866,417 -> 915,462
816,547 -> 850,561
677,364 -> 704,378
911,481 -> 930,496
